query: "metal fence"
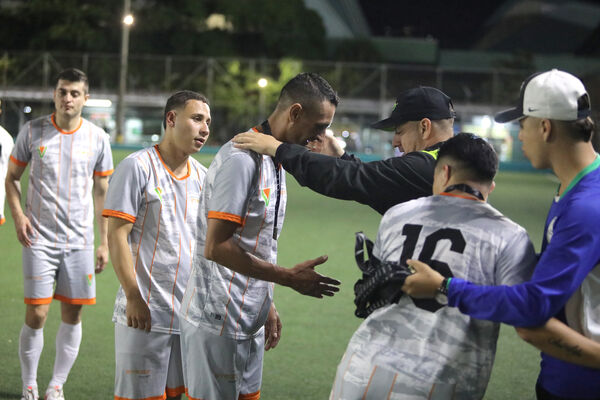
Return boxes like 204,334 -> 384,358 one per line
0,51 -> 532,106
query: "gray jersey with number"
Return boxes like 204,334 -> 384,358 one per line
181,139 -> 287,340
340,194 -> 536,399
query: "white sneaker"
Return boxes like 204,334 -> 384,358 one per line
44,386 -> 64,400
21,385 -> 39,400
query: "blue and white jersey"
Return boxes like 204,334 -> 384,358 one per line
449,156 -> 600,399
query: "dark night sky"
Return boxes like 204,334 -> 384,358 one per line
358,0 -> 506,49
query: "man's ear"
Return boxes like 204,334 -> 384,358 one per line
289,103 -> 303,123
489,180 -> 496,194
166,109 -> 177,128
540,118 -> 553,143
420,118 -> 432,140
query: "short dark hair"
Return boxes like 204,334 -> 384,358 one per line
436,133 -> 498,183
56,68 -> 89,92
555,116 -> 595,142
163,90 -> 209,129
278,72 -> 339,112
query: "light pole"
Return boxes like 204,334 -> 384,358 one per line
116,0 -> 133,143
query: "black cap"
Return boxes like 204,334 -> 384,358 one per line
371,87 -> 456,131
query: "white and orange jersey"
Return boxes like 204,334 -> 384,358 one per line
181,138 -> 287,340
103,146 -> 207,334
10,114 -> 113,248
0,125 -> 14,226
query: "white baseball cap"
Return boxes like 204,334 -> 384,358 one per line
495,69 -> 591,123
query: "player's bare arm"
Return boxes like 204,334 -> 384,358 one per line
93,175 -> 109,273
204,218 -> 340,298
264,303 -> 282,351
232,131 -> 281,157
5,160 -> 34,247
401,259 -> 444,298
107,217 -> 152,332
516,318 -> 600,369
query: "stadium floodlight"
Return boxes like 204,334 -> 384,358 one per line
258,78 -> 268,88
123,14 -> 134,26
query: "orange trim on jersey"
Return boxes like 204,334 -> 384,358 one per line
239,390 -> 261,400
154,145 -> 190,180
387,373 -> 398,400
440,192 -> 483,202
207,211 -> 244,226
219,272 -> 236,336
51,113 -> 83,134
0,217 -> 5,225
94,169 -> 114,176
114,394 -> 166,400
103,209 -> 137,224
185,388 -> 205,400
24,297 -> 53,305
165,386 -> 185,398
168,233 -> 182,333
362,366 -> 378,400
53,294 -> 96,305
10,155 -> 28,167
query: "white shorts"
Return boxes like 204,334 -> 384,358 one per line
114,323 -> 185,400
180,318 -> 263,400
330,350 -> 458,400
22,246 -> 95,305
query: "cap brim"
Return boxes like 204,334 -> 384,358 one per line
494,107 -> 523,123
370,117 -> 397,131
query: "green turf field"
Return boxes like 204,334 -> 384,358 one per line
0,149 -> 557,399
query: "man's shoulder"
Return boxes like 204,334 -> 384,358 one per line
212,140 -> 260,167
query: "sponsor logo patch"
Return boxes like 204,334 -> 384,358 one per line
38,146 -> 47,158
87,274 -> 94,286
155,187 -> 163,203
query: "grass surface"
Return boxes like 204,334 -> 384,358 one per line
0,149 -> 557,399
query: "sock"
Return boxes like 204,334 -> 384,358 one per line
48,321 -> 82,388
19,324 -> 44,388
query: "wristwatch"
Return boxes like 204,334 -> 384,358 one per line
435,277 -> 451,306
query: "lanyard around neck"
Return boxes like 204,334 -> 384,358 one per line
443,184 -> 484,201
260,120 -> 282,240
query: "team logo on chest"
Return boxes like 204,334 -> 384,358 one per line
38,146 -> 47,158
154,186 -> 162,204
155,187 -> 164,204
261,188 -> 271,206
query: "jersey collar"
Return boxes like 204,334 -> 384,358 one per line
557,153 -> 600,201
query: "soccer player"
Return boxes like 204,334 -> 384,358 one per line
233,86 -> 456,215
330,133 -> 538,399
103,90 -> 210,400
402,69 -> 600,399
5,68 -> 113,400
0,100 -> 14,226
180,72 -> 341,400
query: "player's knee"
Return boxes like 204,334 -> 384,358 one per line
25,304 -> 50,328
61,303 -> 83,324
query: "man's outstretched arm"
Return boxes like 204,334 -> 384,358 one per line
204,217 -> 340,298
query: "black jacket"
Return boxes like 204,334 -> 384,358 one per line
274,142 -> 442,215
